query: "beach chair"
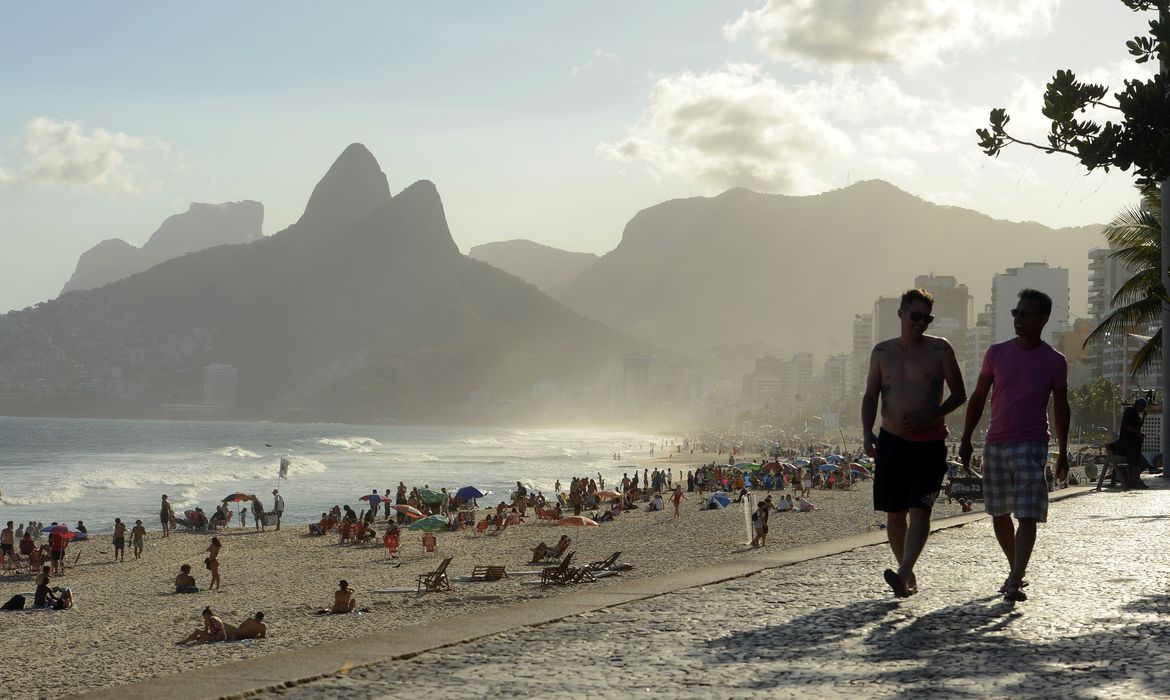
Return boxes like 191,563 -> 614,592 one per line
27,550 -> 44,574
422,532 -> 437,553
586,551 -> 622,572
539,552 -> 575,586
2,553 -> 22,575
383,533 -> 400,559
469,565 -> 507,582
417,557 -> 453,592
473,519 -> 490,535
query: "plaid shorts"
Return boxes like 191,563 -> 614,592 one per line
983,442 -> 1049,522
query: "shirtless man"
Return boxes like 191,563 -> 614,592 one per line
329,580 -> 356,614
229,611 -> 267,640
862,288 -> 967,598
112,518 -> 126,562
131,520 -> 146,560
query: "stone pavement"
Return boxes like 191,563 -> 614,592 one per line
250,482 -> 1170,700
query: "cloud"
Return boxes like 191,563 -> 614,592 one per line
725,0 -> 1060,70
2,117 -> 165,194
572,48 -> 620,76
600,64 -> 986,195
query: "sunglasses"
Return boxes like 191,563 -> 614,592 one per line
1011,309 -> 1045,319
904,310 -> 934,324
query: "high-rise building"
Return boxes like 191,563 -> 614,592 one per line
823,353 -> 850,409
991,262 -> 1070,345
850,313 -> 873,396
914,274 -> 972,333
1086,246 -> 1160,392
780,353 -> 814,418
873,296 -> 901,343
963,306 -> 993,385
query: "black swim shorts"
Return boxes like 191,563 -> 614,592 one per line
873,429 -> 948,513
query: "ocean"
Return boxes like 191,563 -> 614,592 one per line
0,417 -> 661,533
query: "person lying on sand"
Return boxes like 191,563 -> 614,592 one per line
177,607 -> 227,644
175,564 -> 198,593
227,612 -> 266,640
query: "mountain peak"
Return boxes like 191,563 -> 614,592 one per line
295,143 -> 392,233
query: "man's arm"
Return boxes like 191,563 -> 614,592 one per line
959,373 -> 994,468
1053,386 -> 1071,480
860,346 -> 883,457
936,342 -> 968,417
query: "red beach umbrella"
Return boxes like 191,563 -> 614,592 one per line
557,516 -> 600,527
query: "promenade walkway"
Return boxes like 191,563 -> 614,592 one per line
79,483 -> 1170,700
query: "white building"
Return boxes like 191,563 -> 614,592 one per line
991,262 -> 1070,345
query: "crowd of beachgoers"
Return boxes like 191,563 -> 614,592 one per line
0,435 -> 966,699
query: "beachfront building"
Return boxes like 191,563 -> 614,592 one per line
850,312 -> 872,400
873,296 -> 901,343
990,262 -> 1070,345
203,364 -> 238,406
913,274 -> 971,365
1085,246 -> 1161,393
963,307 -> 993,387
780,352 -> 814,420
822,353 -> 850,413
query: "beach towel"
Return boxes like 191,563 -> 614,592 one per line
1,594 -> 25,611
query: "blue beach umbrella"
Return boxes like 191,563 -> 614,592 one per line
456,486 -> 486,500
708,493 -> 731,508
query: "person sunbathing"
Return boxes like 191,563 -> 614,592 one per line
177,607 -> 228,644
227,612 -> 267,640
797,497 -> 817,512
323,580 -> 356,614
175,564 -> 198,593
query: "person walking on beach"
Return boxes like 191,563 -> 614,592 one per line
272,489 -> 285,531
252,498 -> 265,532
206,536 -> 222,590
960,289 -> 1069,603
1,521 -> 13,562
160,495 -> 175,538
862,288 -> 967,598
671,485 -> 686,518
112,518 -> 126,562
131,520 -> 146,559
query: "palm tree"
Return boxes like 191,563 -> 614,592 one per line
1085,187 -> 1163,373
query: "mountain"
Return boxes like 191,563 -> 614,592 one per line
468,239 -> 599,293
552,180 -> 1103,357
61,200 -> 263,294
2,144 -> 641,423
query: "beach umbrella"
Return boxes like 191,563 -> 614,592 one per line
745,463 -> 762,472
391,504 -> 424,520
849,463 -> 870,475
594,490 -> 623,501
557,516 -> 600,527
417,489 -> 444,506
794,459 -> 810,467
408,515 -> 448,532
222,492 -> 255,503
455,486 -> 485,500
43,524 -> 83,541
359,494 -> 381,502
818,464 -> 837,472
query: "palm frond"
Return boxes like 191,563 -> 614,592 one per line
1130,327 -> 1162,373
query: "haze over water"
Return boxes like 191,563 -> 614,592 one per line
0,417 -> 659,532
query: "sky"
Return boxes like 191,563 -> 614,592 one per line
0,1 -> 1158,312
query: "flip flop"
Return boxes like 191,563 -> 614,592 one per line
884,568 -> 910,598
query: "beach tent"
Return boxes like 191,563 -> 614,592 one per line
455,486 -> 485,500
408,515 -> 448,532
708,493 -> 731,508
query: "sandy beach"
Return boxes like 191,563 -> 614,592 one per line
0,476 -> 963,700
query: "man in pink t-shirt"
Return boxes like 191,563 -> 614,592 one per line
960,288 -> 1069,603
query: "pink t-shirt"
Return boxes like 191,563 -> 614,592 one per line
981,339 -> 1067,444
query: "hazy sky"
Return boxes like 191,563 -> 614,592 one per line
0,1 -> 1157,312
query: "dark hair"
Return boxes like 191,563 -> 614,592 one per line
180,564 -> 191,573
255,611 -> 265,621
339,579 -> 349,588
900,288 -> 934,309
1018,288 -> 1053,316
211,537 -> 221,547
202,606 -> 213,616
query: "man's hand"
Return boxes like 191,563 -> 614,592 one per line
863,433 -> 877,458
1055,452 -> 1069,482
959,440 -> 974,469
